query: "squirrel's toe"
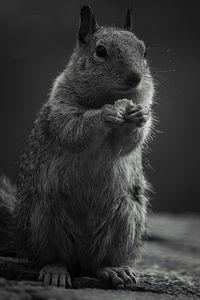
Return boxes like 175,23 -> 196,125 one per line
95,266 -> 138,289
38,263 -> 71,288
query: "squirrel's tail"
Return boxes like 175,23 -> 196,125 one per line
0,176 -> 18,256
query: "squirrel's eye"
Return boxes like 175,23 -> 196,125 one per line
95,45 -> 107,58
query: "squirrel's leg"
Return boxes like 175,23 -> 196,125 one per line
91,197 -> 146,288
19,198 -> 77,287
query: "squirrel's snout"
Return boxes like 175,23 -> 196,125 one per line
124,72 -> 141,88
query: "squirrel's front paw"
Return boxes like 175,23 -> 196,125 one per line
101,104 -> 126,128
125,105 -> 150,127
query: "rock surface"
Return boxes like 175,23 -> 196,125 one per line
0,214 -> 200,299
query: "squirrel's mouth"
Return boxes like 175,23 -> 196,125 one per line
114,87 -> 133,93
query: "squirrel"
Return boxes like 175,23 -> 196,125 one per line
0,5 -> 155,289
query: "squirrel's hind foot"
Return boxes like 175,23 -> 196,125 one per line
38,263 -> 71,288
94,266 -> 138,289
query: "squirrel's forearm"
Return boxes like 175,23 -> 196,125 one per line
67,109 -> 107,152
50,108 -> 107,152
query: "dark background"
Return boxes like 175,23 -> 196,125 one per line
0,0 -> 199,212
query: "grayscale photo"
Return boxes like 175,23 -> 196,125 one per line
0,1 -> 199,299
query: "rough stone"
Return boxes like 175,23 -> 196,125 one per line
0,214 -> 199,299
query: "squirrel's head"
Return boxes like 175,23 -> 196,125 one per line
66,5 -> 154,108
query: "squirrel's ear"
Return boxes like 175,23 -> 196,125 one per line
78,5 -> 99,44
124,7 -> 133,31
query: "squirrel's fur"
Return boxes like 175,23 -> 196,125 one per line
0,6 -> 155,287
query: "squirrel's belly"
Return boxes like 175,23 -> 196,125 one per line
41,150 -> 138,203
62,153 -> 137,202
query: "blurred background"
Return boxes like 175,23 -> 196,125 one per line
0,0 -> 199,212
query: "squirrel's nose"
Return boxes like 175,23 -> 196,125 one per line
125,72 -> 141,88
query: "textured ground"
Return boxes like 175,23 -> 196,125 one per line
0,214 -> 200,299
